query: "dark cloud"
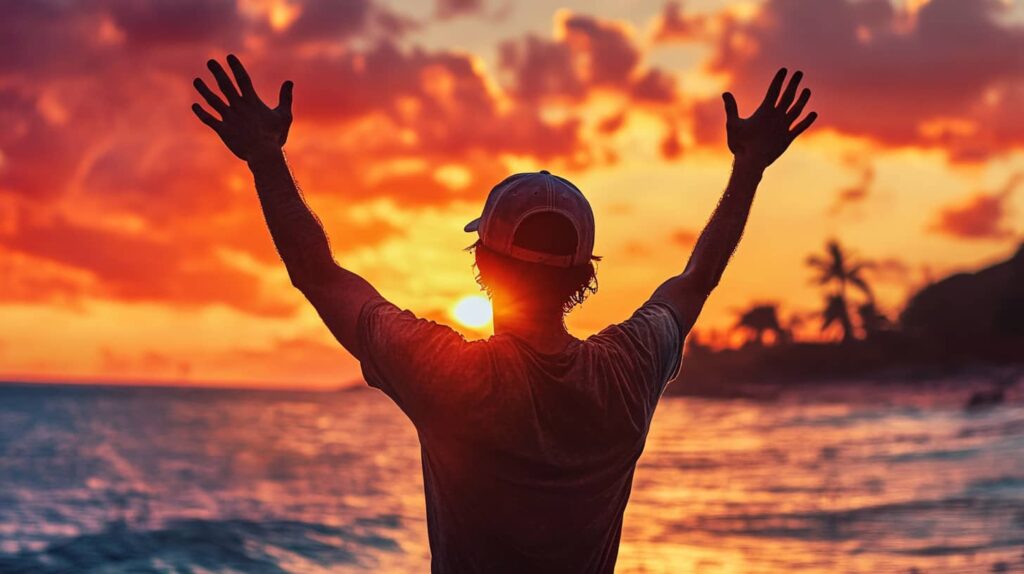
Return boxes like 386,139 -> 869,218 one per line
929,174 -> 1022,240
830,156 -> 875,215
0,89 -> 81,201
670,228 -> 697,246
498,34 -> 586,102
660,124 -> 683,160
436,0 -> 484,20
278,0 -> 417,44
284,0 -> 373,40
695,0 -> 1024,159
499,12 -> 679,106
651,1 -> 712,43
0,4 -> 678,314
0,2 -> 108,75
261,41 -> 587,163
597,111 -> 627,134
0,209 -> 296,316
106,0 -> 245,47
631,69 -> 677,103
561,14 -> 640,86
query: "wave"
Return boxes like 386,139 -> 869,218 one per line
0,517 -> 402,574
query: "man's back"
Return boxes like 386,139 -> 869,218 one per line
357,297 -> 682,573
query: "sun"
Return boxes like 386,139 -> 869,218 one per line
451,295 -> 493,329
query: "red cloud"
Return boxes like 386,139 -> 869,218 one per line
0,209 -> 297,316
670,228 -> 697,246
929,174 -> 1022,240
436,0 -> 484,20
107,0 -> 246,47
1,2 -> 653,314
830,156 -> 875,215
692,0 -> 1024,160
660,124 -> 683,160
651,1 -> 712,43
499,13 -> 677,105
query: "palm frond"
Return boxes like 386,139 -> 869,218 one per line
848,274 -> 873,297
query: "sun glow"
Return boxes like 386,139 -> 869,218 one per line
451,295 -> 493,329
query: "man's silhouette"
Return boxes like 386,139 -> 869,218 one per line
192,55 -> 815,573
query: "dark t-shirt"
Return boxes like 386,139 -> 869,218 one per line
355,297 -> 683,573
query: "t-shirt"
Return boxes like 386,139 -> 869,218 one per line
355,297 -> 684,574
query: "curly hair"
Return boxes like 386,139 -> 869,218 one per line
469,240 -> 599,314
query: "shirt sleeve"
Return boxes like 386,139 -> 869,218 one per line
354,297 -> 486,429
590,300 -> 684,406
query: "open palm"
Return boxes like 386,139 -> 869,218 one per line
722,68 -> 817,170
191,54 -> 293,161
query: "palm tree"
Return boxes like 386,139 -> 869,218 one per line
806,240 -> 872,342
857,300 -> 890,338
734,303 -> 787,346
821,294 -> 855,342
806,240 -> 872,299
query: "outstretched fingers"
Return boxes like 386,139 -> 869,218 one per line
193,78 -> 229,115
191,103 -> 221,131
722,91 -> 739,121
226,54 -> 257,100
277,80 -> 294,115
777,70 -> 803,110
790,111 -> 818,140
207,59 -> 241,104
787,88 -> 811,123
760,68 -> 787,109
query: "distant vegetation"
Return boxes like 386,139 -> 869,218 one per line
673,241 -> 1024,396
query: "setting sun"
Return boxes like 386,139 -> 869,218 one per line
451,295 -> 493,329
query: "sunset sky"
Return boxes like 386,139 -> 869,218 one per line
2,0 -> 1024,388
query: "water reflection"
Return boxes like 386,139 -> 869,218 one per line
0,382 -> 1021,572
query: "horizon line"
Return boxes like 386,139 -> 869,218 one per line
0,374 -> 365,393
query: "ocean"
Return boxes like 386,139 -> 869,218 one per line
0,380 -> 1021,573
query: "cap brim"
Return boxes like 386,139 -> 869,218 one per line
464,217 -> 481,233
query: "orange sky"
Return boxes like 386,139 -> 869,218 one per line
2,0 -> 1023,388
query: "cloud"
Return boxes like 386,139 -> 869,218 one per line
631,69 -> 677,103
278,0 -> 417,43
863,256 -> 913,285
436,0 -> 484,20
670,228 -> 697,246
100,347 -> 193,381
107,0 -> 246,47
0,209 -> 298,316
211,334 -> 354,385
929,173 -> 1022,240
0,2 -> 633,315
693,0 -> 1024,160
498,12 -> 677,105
829,155 -> 875,215
660,124 -> 683,160
651,1 -> 712,43
597,111 -> 627,134
263,40 -> 590,166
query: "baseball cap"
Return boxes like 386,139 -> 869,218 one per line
464,170 -> 595,268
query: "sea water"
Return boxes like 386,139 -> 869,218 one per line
0,381 -> 1021,573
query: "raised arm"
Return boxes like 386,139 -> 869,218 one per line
191,55 -> 379,354
652,68 -> 817,334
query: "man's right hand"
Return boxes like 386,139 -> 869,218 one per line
191,54 -> 294,162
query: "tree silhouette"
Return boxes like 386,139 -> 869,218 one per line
806,240 -> 873,342
821,294 -> 855,342
734,303 -> 788,346
857,300 -> 890,338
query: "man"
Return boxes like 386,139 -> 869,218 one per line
192,55 -> 815,573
